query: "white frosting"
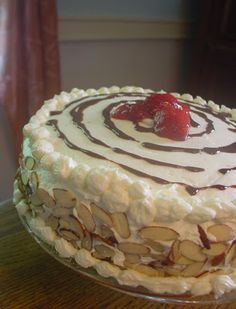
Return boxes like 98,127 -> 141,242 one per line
54,239 -> 77,258
128,198 -> 156,226
31,140 -> 54,159
30,127 -> 50,141
70,164 -> 90,188
40,152 -> 61,168
208,100 -> 220,112
186,198 -> 217,223
74,249 -> 97,268
155,187 -> 192,222
86,167 -> 112,195
19,87 -> 236,223
95,261 -> 120,278
52,156 -> 77,178
212,275 -> 236,297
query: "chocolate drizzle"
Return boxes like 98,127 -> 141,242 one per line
70,98 -> 203,172
103,102 -> 137,141
190,116 -> 200,128
143,141 -> 236,155
46,119 -> 217,194
47,93 -> 236,195
219,167 -> 236,174
188,110 -> 214,137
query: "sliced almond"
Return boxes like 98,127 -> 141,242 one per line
45,216 -> 58,230
198,225 -> 210,249
118,242 -> 150,255
179,240 -> 206,262
59,218 -> 70,229
25,183 -> 32,196
148,255 -> 167,269
139,226 -> 179,242
124,253 -> 141,264
76,203 -> 95,232
90,203 -> 113,227
30,172 -> 39,192
147,253 -> 166,261
59,215 -> 84,240
21,170 -> 29,185
226,241 -> 236,265
210,269 -> 227,275
94,244 -> 115,258
169,240 -> 181,263
93,233 -> 117,247
19,154 -> 24,168
111,212 -> 130,239
81,230 -> 92,251
68,215 -> 85,240
52,207 -> 72,218
25,156 -> 36,170
144,239 -> 165,253
53,188 -> 76,208
58,228 -> 80,241
165,267 -> 182,277
17,176 -> 26,195
202,243 -> 227,256
100,225 -> 114,238
176,256 -> 195,265
92,251 -> 112,262
37,188 -> 55,208
130,264 -> 165,277
207,224 -> 234,242
30,192 -> 43,206
211,253 -> 225,266
31,204 -> 44,215
182,262 -> 205,277
231,257 -> 236,267
100,225 -> 117,245
196,271 -> 209,278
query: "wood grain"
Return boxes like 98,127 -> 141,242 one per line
0,200 -> 235,309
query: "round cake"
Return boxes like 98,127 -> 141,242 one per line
14,86 -> 236,298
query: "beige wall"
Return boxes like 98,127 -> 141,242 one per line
60,39 -> 189,92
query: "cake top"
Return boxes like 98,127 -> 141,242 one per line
23,86 -> 236,223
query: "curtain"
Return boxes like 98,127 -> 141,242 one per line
0,0 -> 61,157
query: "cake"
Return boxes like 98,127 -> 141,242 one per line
13,86 -> 236,298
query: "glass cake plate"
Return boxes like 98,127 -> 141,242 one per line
18,212 -> 236,305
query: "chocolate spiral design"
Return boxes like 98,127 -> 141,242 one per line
47,93 -> 236,195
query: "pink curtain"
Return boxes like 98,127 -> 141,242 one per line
0,0 -> 61,157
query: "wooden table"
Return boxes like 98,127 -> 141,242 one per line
1,200 -> 236,309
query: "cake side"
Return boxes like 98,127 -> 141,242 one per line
14,86 -> 236,297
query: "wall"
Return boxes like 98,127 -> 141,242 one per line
57,0 -> 199,20
60,39 -> 191,92
58,0 -> 198,92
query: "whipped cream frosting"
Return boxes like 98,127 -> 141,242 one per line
22,86 -> 236,224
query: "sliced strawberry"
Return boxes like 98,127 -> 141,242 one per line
153,101 -> 190,141
129,103 -> 151,121
111,92 -> 190,141
111,103 -> 131,119
145,93 -> 177,116
112,102 -> 150,121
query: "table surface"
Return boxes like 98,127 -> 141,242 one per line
1,200 -> 236,309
